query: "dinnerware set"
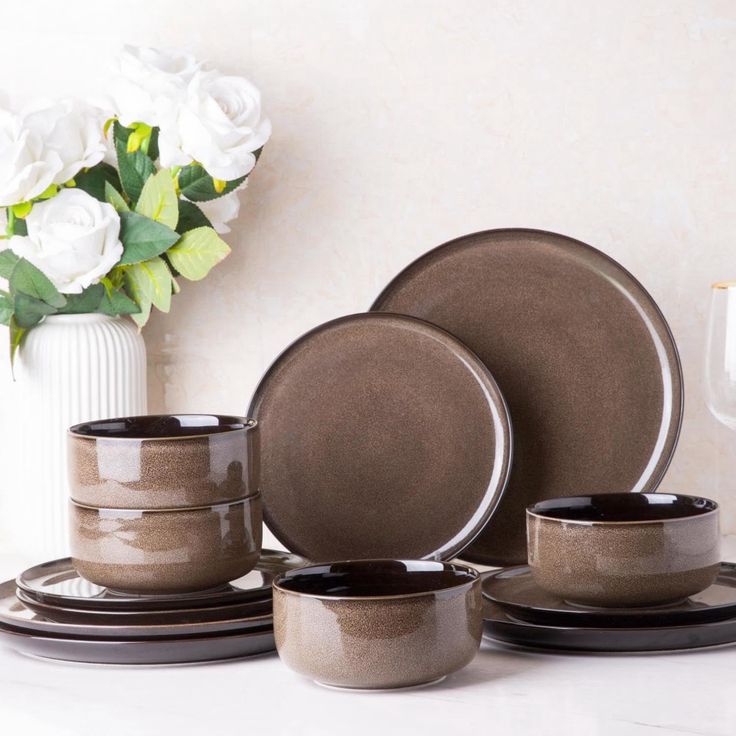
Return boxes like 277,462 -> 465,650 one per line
0,228 -> 733,684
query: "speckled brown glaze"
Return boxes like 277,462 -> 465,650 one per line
527,493 -> 720,607
70,495 -> 262,594
273,560 -> 482,690
68,415 -> 258,509
249,313 -> 512,562
372,229 -> 683,566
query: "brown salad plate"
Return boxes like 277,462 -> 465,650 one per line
249,313 -> 512,561
483,562 -> 736,627
372,228 -> 683,565
17,551 -> 306,612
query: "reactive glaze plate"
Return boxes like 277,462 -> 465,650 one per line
15,588 -> 273,631
372,229 -> 683,565
17,550 -> 306,612
481,599 -> 736,653
483,564 -> 736,627
249,313 -> 512,561
0,623 -> 276,665
0,578 -> 273,638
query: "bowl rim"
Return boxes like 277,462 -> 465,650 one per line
272,559 -> 479,601
69,493 -> 261,515
68,414 -> 257,441
526,492 -> 719,526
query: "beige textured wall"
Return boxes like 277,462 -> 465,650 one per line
1,1 -> 735,539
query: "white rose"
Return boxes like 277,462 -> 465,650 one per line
9,189 -> 123,294
159,71 -> 271,180
192,187 -> 244,234
111,44 -> 200,128
25,99 -> 108,184
0,106 -> 62,207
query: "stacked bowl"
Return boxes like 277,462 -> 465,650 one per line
0,415 -> 306,665
67,414 -> 262,593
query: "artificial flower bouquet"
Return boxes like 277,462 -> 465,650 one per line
0,45 -> 270,361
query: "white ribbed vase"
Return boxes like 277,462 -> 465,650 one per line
10,314 -> 147,559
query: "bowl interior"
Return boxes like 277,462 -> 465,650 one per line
276,560 -> 477,598
70,414 -> 254,439
529,493 -> 717,523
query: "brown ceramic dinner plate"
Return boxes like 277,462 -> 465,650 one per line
0,623 -> 276,665
481,599 -> 736,653
372,228 -> 683,565
483,563 -> 736,627
17,550 -> 306,612
248,313 -> 512,561
0,578 -> 273,639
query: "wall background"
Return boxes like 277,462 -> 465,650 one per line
1,0 -> 735,547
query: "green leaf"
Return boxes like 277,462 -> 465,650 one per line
125,257 -> 172,313
0,249 -> 20,279
114,122 -> 155,203
0,291 -> 12,325
167,226 -> 231,281
119,211 -> 179,265
135,170 -> 178,229
175,200 -> 212,234
11,202 -> 32,219
9,258 -> 66,308
99,288 -> 140,316
146,127 -> 160,161
13,292 -> 57,328
75,163 -> 122,203
56,284 -> 105,314
104,181 -> 130,213
9,316 -> 26,370
12,218 -> 27,236
130,297 -> 151,328
177,164 -> 245,202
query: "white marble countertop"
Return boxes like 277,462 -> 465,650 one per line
1,540 -> 735,736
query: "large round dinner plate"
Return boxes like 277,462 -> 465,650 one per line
248,312 -> 512,561
0,624 -> 276,665
372,229 -> 683,565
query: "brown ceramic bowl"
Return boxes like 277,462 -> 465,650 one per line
273,560 -> 482,690
68,414 -> 258,509
527,493 -> 720,607
69,495 -> 262,594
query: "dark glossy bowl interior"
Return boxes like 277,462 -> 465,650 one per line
70,414 -> 254,439
275,560 -> 478,598
529,493 -> 717,523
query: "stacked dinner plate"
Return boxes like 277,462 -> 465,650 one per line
481,564 -> 736,653
0,550 -> 306,665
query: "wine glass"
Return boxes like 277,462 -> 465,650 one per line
705,281 -> 736,429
